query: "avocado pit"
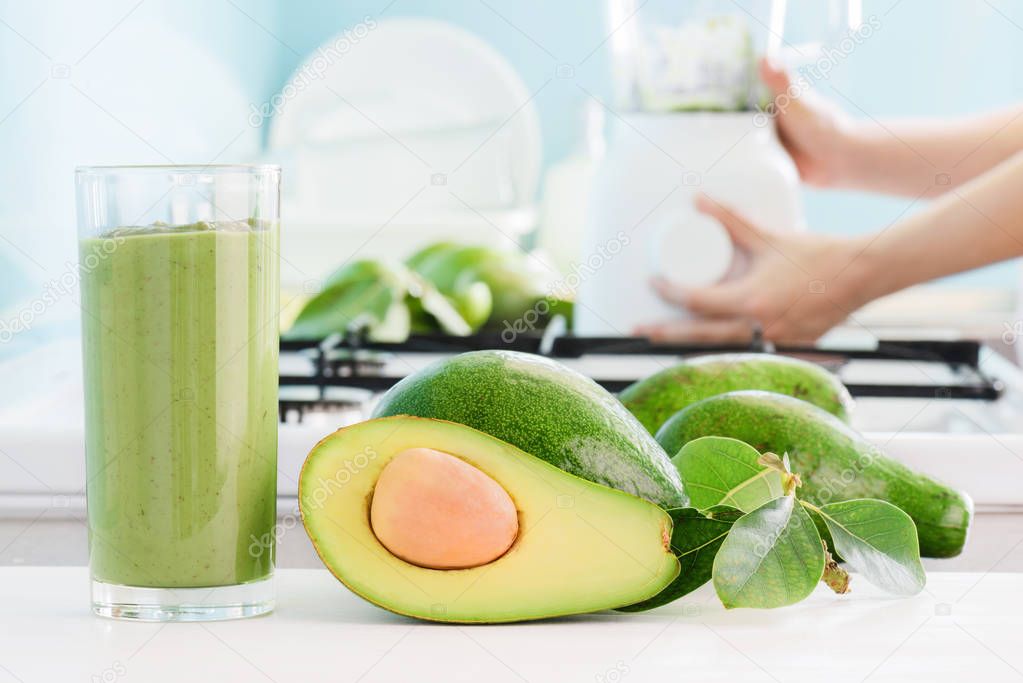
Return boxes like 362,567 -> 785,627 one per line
370,447 -> 519,569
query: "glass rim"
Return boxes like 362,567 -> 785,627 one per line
75,163 -> 281,176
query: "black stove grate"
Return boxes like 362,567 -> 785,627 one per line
278,333 -> 1003,422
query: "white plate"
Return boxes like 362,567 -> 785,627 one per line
267,18 -> 542,212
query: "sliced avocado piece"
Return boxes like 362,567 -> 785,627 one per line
372,350 -> 687,509
620,353 -> 854,434
300,416 -> 680,623
655,390 -> 973,558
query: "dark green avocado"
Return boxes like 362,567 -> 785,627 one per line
372,350 -> 688,508
656,390 -> 972,558
620,354 -> 853,434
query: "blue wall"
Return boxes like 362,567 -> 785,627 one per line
1,0 -> 1020,320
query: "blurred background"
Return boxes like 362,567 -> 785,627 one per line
2,0 -> 1022,352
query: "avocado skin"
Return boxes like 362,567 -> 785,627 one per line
372,350 -> 688,509
620,354 -> 854,434
656,391 -> 973,558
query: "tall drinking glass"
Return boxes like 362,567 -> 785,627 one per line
76,164 -> 280,621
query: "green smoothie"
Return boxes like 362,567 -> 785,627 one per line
81,220 -> 279,588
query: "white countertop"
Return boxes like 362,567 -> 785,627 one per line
3,568 -> 1023,682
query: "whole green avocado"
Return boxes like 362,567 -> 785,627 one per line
620,354 -> 853,434
372,350 -> 688,508
656,390 -> 972,558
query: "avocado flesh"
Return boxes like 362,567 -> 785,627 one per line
656,390 -> 973,558
372,350 -> 687,508
620,353 -> 854,434
300,416 -> 680,623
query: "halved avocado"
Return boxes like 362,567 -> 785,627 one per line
300,416 -> 680,623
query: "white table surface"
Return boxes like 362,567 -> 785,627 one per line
2,568 -> 1022,682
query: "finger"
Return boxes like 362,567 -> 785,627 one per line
649,276 -> 687,307
694,193 -> 766,252
636,317 -> 754,344
761,316 -> 820,346
651,276 -> 750,319
758,57 -> 792,98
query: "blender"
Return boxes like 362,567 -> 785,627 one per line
575,0 -> 860,335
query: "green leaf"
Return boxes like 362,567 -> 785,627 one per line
449,281 -> 493,330
405,241 -> 460,270
803,504 -> 841,562
757,451 -> 802,495
320,260 -> 391,290
757,451 -> 789,474
618,506 -> 739,612
706,504 -> 745,522
366,295 -> 410,342
545,297 -> 574,328
817,499 -> 926,596
672,436 -> 784,513
285,260 -> 403,340
713,495 -> 825,609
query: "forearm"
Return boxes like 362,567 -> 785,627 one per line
847,151 -> 1023,302
836,106 -> 1023,197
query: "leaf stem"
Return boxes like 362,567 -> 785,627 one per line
821,541 -> 851,594
800,499 -> 822,514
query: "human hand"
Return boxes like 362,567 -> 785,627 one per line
759,58 -> 858,188
635,194 -> 875,344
